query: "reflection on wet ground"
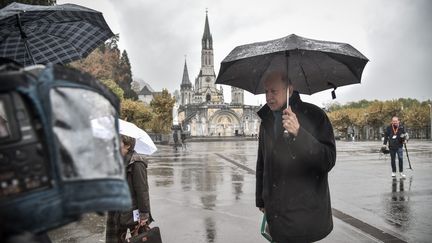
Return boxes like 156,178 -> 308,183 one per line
383,177 -> 412,229
48,213 -> 106,242
48,140 -> 432,243
205,217 -> 216,242
144,141 -> 265,242
330,140 -> 432,243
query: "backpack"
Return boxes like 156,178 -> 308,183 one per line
0,64 -> 131,233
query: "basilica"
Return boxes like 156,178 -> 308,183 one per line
177,12 -> 261,137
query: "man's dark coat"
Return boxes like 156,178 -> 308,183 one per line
383,124 -> 406,149
256,92 -> 336,242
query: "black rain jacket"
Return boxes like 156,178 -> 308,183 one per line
383,125 -> 406,149
256,92 -> 336,242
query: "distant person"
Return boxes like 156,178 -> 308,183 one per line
256,70 -> 336,242
382,116 -> 407,178
173,131 -> 179,150
106,135 -> 153,243
180,132 -> 187,150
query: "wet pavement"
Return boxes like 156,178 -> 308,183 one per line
49,140 -> 432,243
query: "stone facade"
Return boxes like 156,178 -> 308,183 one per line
178,12 -> 261,137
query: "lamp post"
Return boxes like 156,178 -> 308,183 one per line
429,103 -> 432,140
364,113 -> 369,140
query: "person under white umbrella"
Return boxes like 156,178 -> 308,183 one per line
106,119 -> 156,243
118,119 -> 157,155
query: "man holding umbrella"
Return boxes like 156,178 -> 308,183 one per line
256,66 -> 336,242
216,34 -> 368,242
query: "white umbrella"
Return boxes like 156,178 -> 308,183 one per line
118,119 -> 157,155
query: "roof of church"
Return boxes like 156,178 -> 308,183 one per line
138,85 -> 153,95
181,60 -> 191,86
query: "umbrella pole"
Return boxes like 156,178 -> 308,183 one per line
283,52 -> 290,138
283,87 -> 290,137
16,13 -> 35,65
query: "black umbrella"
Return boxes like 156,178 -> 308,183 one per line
0,2 -> 114,66
216,34 -> 369,98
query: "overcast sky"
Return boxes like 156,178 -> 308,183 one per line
59,0 -> 432,107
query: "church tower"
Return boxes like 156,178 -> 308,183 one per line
180,59 -> 193,106
231,87 -> 244,105
194,10 -> 223,104
200,10 -> 214,77
177,11 -> 261,137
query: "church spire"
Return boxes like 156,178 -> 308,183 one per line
202,9 -> 212,49
181,58 -> 192,88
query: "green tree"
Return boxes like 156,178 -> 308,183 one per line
100,79 -> 124,101
404,104 -> 430,138
99,34 -> 119,53
398,98 -> 420,110
116,50 -> 137,100
404,105 -> 429,128
149,89 -> 175,133
70,46 -> 119,81
323,101 -> 341,112
345,99 -> 374,109
328,109 -> 351,138
120,99 -> 153,130
71,35 -> 138,100
365,101 -> 385,134
382,100 -> 404,122
349,108 -> 366,128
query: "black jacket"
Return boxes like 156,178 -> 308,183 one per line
383,125 -> 406,149
256,92 -> 336,242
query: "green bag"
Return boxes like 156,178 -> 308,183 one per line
261,214 -> 274,242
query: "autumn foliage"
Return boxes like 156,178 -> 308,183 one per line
149,89 -> 176,133
326,99 -> 431,139
70,36 -> 174,133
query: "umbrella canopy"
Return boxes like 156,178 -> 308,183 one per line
0,2 -> 114,66
215,34 -> 369,97
118,119 -> 157,155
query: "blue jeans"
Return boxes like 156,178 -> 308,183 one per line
390,147 -> 404,173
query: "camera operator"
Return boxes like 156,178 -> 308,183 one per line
1,62 -> 131,243
0,63 -> 52,243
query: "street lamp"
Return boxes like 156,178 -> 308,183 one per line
429,103 -> 432,140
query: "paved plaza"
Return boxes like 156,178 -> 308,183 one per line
49,140 -> 432,243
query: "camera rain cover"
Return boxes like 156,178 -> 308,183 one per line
0,64 -> 131,233
51,87 -> 121,180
